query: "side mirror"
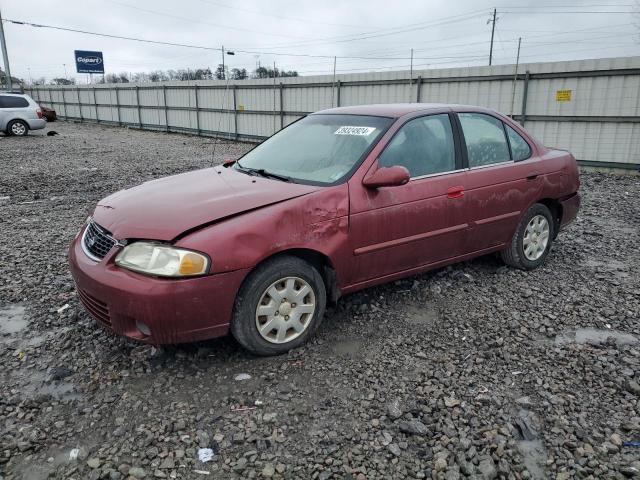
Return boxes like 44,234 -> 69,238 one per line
362,165 -> 410,188
223,158 -> 236,167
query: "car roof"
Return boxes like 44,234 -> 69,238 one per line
313,103 -> 494,118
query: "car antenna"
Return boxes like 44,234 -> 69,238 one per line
212,69 -> 233,167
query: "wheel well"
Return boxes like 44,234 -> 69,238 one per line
537,198 -> 563,236
253,249 -> 341,304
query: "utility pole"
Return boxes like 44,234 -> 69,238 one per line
409,48 -> 414,102
63,63 -> 68,80
0,7 -> 13,91
331,56 -> 336,107
221,46 -> 225,80
488,8 -> 497,66
510,37 -> 522,117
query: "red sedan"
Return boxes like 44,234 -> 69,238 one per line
69,104 -> 580,355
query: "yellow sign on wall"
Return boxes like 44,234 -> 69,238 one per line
556,90 -> 572,102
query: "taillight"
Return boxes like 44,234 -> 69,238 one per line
36,109 -> 43,119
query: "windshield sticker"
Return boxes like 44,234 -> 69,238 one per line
334,126 -> 376,136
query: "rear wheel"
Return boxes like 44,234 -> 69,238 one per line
231,256 -> 326,356
7,120 -> 29,136
501,203 -> 554,270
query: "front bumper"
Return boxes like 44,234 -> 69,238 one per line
69,231 -> 249,344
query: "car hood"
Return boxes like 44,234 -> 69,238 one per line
92,166 -> 321,241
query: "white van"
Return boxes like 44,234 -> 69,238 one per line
0,92 -> 46,136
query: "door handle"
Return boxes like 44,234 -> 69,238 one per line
447,186 -> 465,199
526,174 -> 539,181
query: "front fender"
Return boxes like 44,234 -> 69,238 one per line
175,184 -> 352,287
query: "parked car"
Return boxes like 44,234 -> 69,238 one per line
0,92 -> 46,136
41,106 -> 57,122
69,104 -> 580,355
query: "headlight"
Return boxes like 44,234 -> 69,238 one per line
114,242 -> 209,277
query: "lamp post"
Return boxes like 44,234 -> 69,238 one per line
221,47 -> 235,79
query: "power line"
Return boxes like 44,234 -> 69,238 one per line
3,18 -> 223,51
0,18 -> 502,62
101,0 -> 309,39
193,0 -> 378,29
237,9 -> 489,50
500,9 -> 635,13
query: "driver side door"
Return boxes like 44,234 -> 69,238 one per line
347,113 -> 469,286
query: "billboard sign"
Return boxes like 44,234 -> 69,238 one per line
75,50 -> 104,74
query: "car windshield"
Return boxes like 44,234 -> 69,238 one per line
235,114 -> 393,185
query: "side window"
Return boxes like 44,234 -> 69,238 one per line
378,114 -> 456,178
458,113 -> 511,168
0,96 -> 29,108
505,124 -> 532,161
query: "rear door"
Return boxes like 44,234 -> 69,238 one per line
456,111 -> 541,252
347,112 -> 469,284
0,95 -> 8,130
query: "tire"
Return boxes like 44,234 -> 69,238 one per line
7,120 -> 29,137
231,256 -> 327,356
501,203 -> 555,270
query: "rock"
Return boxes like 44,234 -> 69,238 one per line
397,420 -> 428,435
87,458 -> 101,469
626,380 -> 640,395
477,456 -> 497,479
50,366 -> 73,380
387,443 -> 401,456
233,457 -> 247,472
387,399 -> 403,419
128,467 -> 147,479
610,433 -> 623,446
262,463 -> 275,477
444,397 -> 461,408
434,457 -> 448,472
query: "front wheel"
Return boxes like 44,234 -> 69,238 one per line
501,203 -> 554,270
231,256 -> 326,356
7,119 -> 29,136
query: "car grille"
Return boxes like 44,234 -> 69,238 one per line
83,220 -> 117,260
77,287 -> 112,328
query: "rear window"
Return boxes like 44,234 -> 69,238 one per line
0,96 -> 30,108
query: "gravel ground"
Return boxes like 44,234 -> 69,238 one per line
1,121 -> 639,480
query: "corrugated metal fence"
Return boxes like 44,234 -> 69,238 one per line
26,56 -> 640,170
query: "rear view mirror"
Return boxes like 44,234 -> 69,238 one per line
363,165 -> 410,188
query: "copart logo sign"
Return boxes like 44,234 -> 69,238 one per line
74,50 -> 105,74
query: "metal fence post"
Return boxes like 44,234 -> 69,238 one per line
194,84 -> 201,136
232,85 -> 238,141
135,86 -> 142,129
279,82 -> 284,129
93,88 -> 99,123
416,76 -> 422,103
336,80 -> 341,107
77,87 -> 83,122
114,87 -> 121,126
520,70 -> 530,126
162,85 -> 169,132
61,88 -> 67,119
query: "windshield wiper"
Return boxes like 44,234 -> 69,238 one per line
234,162 -> 291,182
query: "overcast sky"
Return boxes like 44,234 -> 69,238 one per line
1,0 -> 638,82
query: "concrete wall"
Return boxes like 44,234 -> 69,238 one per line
26,56 -> 640,170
